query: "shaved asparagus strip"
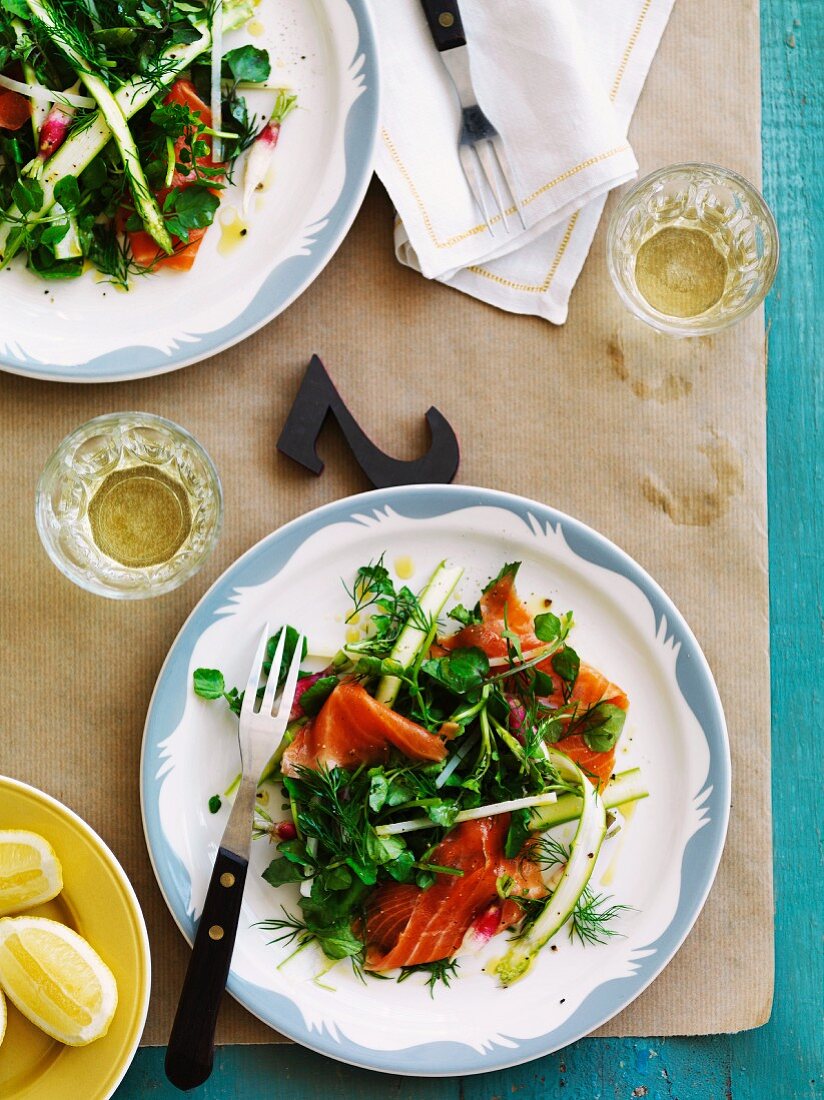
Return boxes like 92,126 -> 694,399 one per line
491,751 -> 606,986
0,3 -> 250,263
0,72 -> 95,109
375,791 -> 558,836
527,767 -> 648,830
210,0 -> 223,161
25,0 -> 172,253
375,562 -> 463,707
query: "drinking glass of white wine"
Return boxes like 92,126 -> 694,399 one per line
36,413 -> 223,598
607,163 -> 778,336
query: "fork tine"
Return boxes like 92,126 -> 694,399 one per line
458,143 -> 496,236
260,626 -> 288,716
474,139 -> 509,231
277,633 -> 305,719
241,622 -> 270,719
490,138 -> 527,230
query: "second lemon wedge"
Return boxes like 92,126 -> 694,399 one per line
0,916 -> 117,1045
0,831 -> 63,916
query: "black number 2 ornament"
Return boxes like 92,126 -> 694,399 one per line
277,355 -> 460,488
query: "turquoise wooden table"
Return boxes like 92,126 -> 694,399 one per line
117,2 -> 822,1096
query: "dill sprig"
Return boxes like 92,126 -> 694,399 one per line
569,888 -> 633,947
397,957 -> 460,996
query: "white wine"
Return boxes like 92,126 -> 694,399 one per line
88,465 -> 192,567
634,227 -> 727,318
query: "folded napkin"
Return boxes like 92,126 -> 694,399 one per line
374,0 -> 676,323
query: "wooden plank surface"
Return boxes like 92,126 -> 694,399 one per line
116,0 -> 823,1095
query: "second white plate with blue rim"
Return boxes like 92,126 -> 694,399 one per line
140,484 -> 730,1075
0,0 -> 379,382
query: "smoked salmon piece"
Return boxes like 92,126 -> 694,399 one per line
441,568 -> 628,790
281,681 -> 447,777
364,815 -> 546,971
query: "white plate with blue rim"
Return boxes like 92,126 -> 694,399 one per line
0,0 -> 378,383
140,484 -> 730,1075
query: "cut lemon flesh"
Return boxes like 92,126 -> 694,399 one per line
0,916 -> 117,1045
0,831 -> 63,916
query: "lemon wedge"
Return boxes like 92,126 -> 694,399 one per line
0,830 -> 63,916
0,916 -> 117,1045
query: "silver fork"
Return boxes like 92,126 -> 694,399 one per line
420,0 -> 527,234
165,622 -> 304,1092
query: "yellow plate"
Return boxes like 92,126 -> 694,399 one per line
0,777 -> 150,1099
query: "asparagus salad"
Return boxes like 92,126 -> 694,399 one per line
0,0 -> 296,285
195,558 -> 648,990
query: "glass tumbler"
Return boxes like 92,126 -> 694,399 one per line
35,412 -> 223,599
607,163 -> 779,336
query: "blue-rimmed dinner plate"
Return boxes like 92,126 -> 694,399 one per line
0,0 -> 378,382
140,484 -> 730,1075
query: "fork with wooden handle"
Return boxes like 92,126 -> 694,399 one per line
165,623 -> 304,1091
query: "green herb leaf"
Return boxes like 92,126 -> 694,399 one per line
420,647 -> 489,696
266,625 -> 308,684
552,645 -> 580,687
368,771 -> 389,813
208,794 -> 221,814
579,702 -> 627,752
298,676 -> 338,716
0,0 -> 30,19
262,857 -> 306,887
504,808 -> 531,858
448,603 -> 482,627
193,668 -> 226,699
12,177 -> 43,215
54,175 -> 81,212
386,850 -> 415,882
426,801 -> 459,827
223,44 -> 271,84
534,612 -> 562,642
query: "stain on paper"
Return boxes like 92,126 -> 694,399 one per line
607,335 -> 693,403
642,436 -> 745,525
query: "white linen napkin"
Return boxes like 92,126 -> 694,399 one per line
374,0 -> 676,323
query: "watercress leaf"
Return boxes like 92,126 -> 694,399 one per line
54,175 -> 81,211
552,645 -> 580,686
420,647 -> 489,696
40,220 -> 71,247
299,676 -> 338,717
386,776 -> 414,807
208,794 -> 221,814
322,865 -> 352,891
482,561 -> 520,594
580,702 -> 626,752
415,869 -> 435,890
223,44 -> 271,84
536,716 -> 564,744
81,157 -> 108,190
366,830 -> 406,865
504,808 -> 531,858
426,801 -> 459,827
170,185 -> 219,230
368,772 -> 389,813
533,669 -> 556,697
386,850 -> 415,882
448,602 -> 482,627
315,923 -> 364,960
12,176 -> 43,215
345,856 -> 377,886
265,624 -> 308,683
193,667 -> 225,699
534,612 -> 562,643
278,838 -> 311,865
1,0 -> 29,17
262,857 -> 306,887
